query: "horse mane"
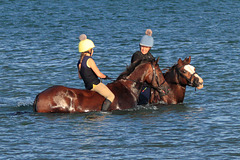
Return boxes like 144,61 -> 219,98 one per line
162,63 -> 178,76
117,59 -> 155,80
163,59 -> 189,76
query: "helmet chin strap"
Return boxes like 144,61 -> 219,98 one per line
88,49 -> 93,56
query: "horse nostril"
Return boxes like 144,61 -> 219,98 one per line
194,78 -> 199,85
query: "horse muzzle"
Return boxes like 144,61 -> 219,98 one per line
192,77 -> 204,89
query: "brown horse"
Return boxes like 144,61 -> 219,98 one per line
150,56 -> 204,104
33,58 -> 169,113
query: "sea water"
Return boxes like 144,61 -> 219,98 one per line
0,0 -> 239,159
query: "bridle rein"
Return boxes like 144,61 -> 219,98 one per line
150,63 -> 168,95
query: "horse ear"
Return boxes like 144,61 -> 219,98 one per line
185,56 -> 191,64
178,58 -> 183,65
155,57 -> 160,64
188,56 -> 191,63
183,56 -> 191,64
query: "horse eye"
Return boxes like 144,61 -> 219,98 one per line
183,70 -> 187,73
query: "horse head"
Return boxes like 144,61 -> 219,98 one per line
144,58 -> 169,96
176,56 -> 203,89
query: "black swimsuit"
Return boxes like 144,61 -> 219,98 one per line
77,56 -> 100,90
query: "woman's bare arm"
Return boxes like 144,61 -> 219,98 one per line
88,58 -> 106,78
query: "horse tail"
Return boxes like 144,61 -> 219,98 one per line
33,94 -> 39,112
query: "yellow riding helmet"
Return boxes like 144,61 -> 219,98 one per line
79,39 -> 95,53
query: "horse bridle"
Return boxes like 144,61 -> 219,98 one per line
176,65 -> 197,86
150,63 -> 168,96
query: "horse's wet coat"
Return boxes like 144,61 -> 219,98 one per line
52,90 -> 76,112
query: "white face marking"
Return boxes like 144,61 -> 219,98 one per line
184,64 -> 203,82
184,65 -> 195,74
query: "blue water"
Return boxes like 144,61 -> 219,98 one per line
0,0 -> 239,159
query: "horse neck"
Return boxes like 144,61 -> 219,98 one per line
128,66 -> 148,82
122,64 -> 150,97
165,67 -> 180,85
164,67 -> 186,103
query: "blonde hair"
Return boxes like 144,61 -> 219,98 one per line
79,49 -> 93,70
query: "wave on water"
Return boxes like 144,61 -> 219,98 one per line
6,98 -> 202,114
3,99 -> 197,116
0,97 -> 34,114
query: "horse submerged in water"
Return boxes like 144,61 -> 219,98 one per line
150,56 -> 204,104
33,58 -> 169,113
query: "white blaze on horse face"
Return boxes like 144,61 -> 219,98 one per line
184,65 -> 195,74
184,65 -> 204,89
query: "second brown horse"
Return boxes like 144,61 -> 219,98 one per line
33,58 -> 168,113
150,56 -> 204,104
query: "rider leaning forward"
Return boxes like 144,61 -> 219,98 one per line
131,29 -> 155,105
77,34 -> 115,111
